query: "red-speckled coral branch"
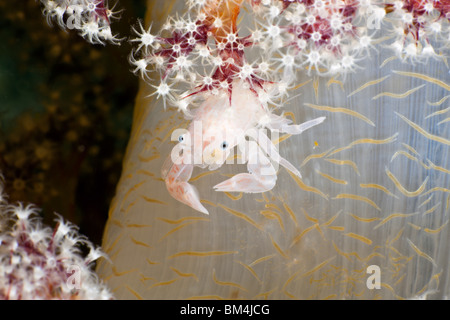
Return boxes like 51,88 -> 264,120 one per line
384,0 -> 450,59
129,0 -> 448,111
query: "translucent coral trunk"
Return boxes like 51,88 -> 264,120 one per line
97,0 -> 450,299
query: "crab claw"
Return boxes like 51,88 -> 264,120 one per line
163,157 -> 209,215
214,172 -> 276,193
166,179 -> 209,215
215,141 -> 278,193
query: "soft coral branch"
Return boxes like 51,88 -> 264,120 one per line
0,178 -> 112,300
39,0 -> 122,45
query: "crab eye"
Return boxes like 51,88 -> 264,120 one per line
178,135 -> 185,143
221,141 -> 228,150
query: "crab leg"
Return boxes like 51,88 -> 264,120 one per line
247,129 -> 302,178
281,116 -> 326,134
163,156 -> 209,215
267,114 -> 326,135
214,141 -> 277,193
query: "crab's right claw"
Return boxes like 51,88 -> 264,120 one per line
213,173 -> 276,193
166,180 -> 209,215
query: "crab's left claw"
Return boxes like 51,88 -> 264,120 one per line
214,145 -> 277,193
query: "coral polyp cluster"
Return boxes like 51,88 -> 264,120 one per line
129,0 -> 449,111
385,0 -> 450,60
0,180 -> 112,300
130,0 -> 270,110
253,0 -> 383,75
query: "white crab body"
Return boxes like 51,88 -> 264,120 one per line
162,82 -> 325,214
